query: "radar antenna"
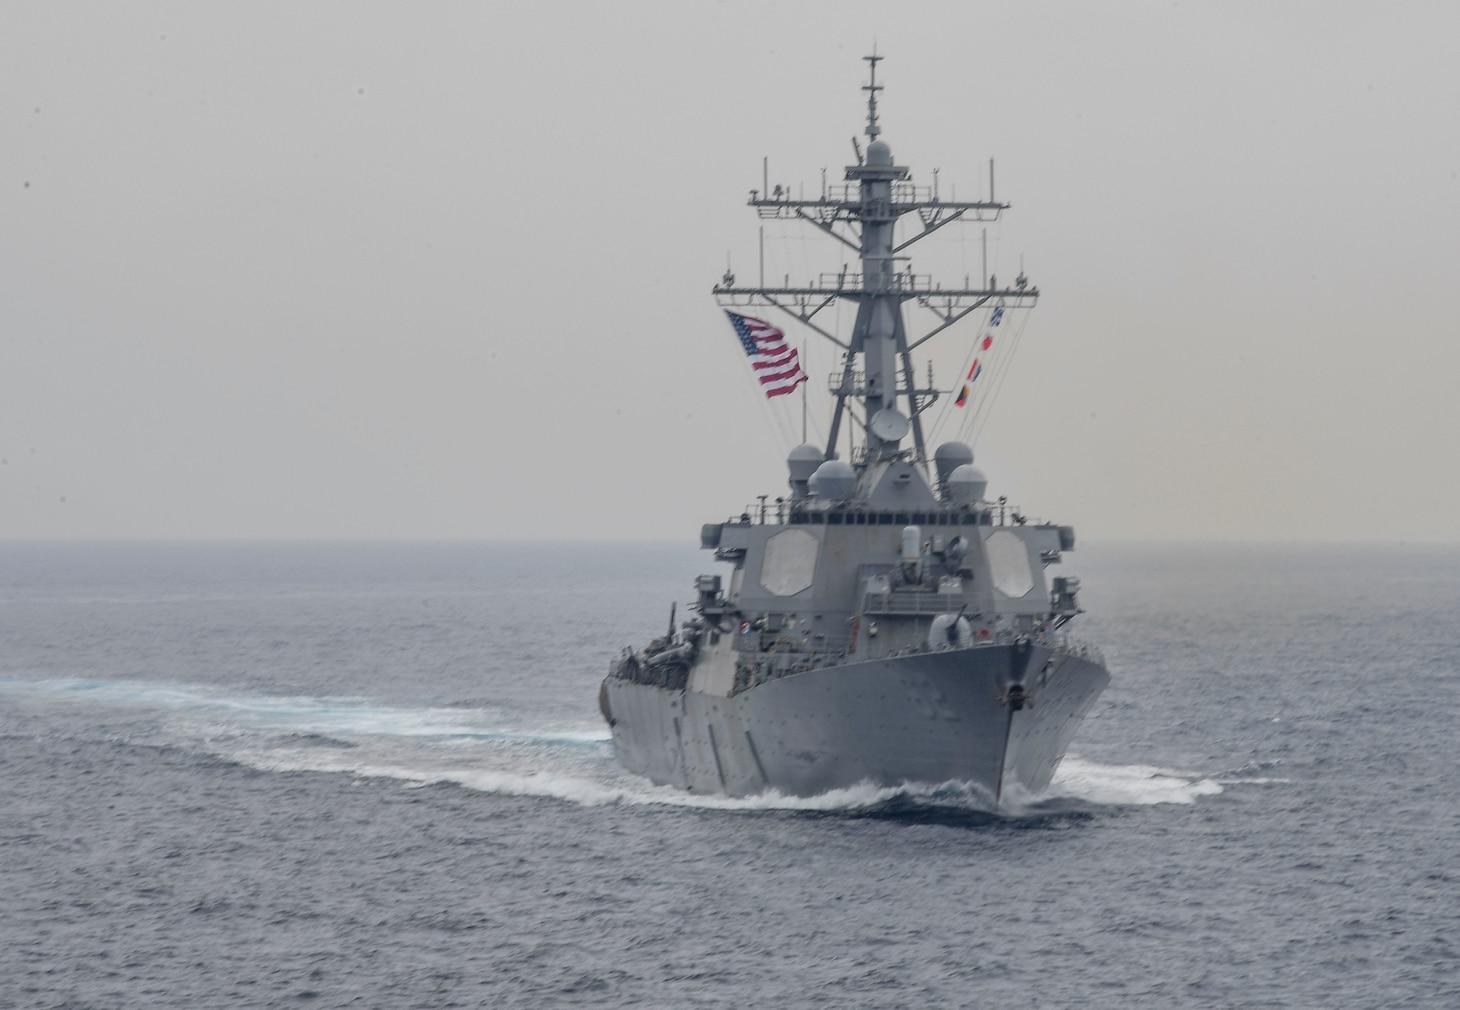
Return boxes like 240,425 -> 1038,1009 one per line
863,51 -> 883,140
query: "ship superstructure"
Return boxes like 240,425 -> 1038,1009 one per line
600,57 -> 1108,804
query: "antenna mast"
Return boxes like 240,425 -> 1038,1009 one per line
713,55 -> 1039,466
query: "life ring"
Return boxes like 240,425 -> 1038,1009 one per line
976,626 -> 992,643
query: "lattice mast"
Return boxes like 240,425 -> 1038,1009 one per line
713,54 -> 1039,466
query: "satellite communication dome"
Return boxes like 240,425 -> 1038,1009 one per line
866,139 -> 893,166
933,442 -> 974,484
946,464 -> 988,506
808,459 -> 857,501
786,444 -> 823,485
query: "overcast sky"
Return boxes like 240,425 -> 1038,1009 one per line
4,2 -> 1458,543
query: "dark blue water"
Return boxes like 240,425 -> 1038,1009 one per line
2,541 -> 1457,1008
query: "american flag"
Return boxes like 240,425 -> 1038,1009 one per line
724,312 -> 808,398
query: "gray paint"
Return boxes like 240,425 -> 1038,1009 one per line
608,643 -> 1108,799
603,59 -> 1110,805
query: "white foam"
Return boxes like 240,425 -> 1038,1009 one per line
6,676 -> 1227,815
241,753 -> 1226,816
232,742 -> 915,811
0,676 -> 614,754
1040,756 -> 1225,806
3,676 -> 533,737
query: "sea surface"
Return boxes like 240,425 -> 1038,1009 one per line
2,540 -> 1457,1008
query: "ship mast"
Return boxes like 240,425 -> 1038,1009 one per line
713,54 -> 1039,467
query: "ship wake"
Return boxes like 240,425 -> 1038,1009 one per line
3,677 -> 1224,817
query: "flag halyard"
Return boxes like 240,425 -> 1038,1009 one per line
954,306 -> 1004,409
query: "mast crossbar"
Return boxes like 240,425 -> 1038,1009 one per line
715,283 -> 1038,301
755,296 -> 849,351
792,207 -> 862,253
751,196 -> 1007,222
893,207 -> 968,253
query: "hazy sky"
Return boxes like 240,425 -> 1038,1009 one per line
5,2 -> 1458,543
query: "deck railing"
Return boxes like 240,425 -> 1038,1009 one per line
728,621 -> 1103,672
721,502 -> 1040,528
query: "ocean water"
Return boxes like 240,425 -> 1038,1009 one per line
2,540 -> 1457,1008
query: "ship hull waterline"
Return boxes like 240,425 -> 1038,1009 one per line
603,642 -> 1109,805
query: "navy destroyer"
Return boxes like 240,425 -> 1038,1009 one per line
600,56 -> 1109,804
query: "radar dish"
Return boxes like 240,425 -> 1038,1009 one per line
869,408 -> 910,443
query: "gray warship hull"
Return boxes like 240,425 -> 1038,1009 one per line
605,641 -> 1108,800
